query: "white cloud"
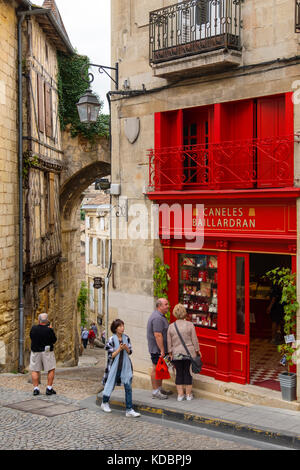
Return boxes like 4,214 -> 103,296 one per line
34,0 -> 111,113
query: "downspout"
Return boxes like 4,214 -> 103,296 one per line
17,7 -> 49,372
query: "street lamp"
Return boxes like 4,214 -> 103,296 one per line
76,89 -> 102,124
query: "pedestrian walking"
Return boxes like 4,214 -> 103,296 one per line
91,322 -> 98,338
88,327 -> 96,348
101,319 -> 141,418
81,327 -> 89,349
29,313 -> 57,396
147,298 -> 173,400
167,304 -> 202,402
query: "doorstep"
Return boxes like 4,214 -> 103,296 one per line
132,370 -> 300,412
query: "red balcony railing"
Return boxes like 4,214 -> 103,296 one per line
148,135 -> 297,191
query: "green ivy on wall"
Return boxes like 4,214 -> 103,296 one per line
154,257 -> 171,322
77,281 -> 88,327
57,52 -> 110,142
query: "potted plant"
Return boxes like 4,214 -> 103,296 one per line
265,267 -> 299,401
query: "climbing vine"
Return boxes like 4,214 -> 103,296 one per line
23,151 -> 39,182
77,281 -> 89,327
153,257 -> 171,322
57,52 -> 110,142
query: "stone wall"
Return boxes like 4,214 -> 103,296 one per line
0,0 -> 19,371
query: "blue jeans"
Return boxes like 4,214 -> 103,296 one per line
103,371 -> 133,411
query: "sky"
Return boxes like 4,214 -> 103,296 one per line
34,0 -> 111,113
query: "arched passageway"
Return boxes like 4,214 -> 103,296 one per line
55,132 -> 110,366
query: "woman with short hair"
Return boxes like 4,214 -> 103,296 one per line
101,319 -> 141,418
167,304 -> 201,401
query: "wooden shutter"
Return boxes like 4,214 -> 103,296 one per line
37,74 -> 45,133
196,0 -> 209,24
256,94 -> 293,188
49,173 -> 55,229
45,82 -> 53,138
215,100 -> 254,189
154,110 -> 183,190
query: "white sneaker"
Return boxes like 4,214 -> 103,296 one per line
126,409 -> 141,418
101,402 -> 112,413
186,394 -> 194,401
152,390 -> 168,400
177,395 -> 185,402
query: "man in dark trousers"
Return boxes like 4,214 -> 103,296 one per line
29,313 -> 57,396
147,298 -> 173,399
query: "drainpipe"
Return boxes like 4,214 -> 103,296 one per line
17,7 -> 49,372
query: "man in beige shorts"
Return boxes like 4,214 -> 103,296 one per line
29,313 -> 57,396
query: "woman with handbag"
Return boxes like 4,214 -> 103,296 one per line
167,304 -> 202,402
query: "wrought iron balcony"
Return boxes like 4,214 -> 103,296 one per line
148,135 -> 296,192
149,0 -> 242,65
296,0 -> 300,32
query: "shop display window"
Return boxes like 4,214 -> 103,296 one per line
179,254 -> 218,330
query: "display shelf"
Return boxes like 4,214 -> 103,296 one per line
179,253 -> 218,331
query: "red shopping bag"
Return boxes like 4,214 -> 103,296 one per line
155,357 -> 170,380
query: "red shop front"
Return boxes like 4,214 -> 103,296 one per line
150,190 -> 299,386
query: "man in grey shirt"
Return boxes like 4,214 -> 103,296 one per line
147,298 -> 172,399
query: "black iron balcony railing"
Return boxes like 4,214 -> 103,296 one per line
296,0 -> 300,32
149,0 -> 242,65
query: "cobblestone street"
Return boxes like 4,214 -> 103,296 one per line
0,349 -> 281,451
0,349 -> 264,450
0,386 -> 260,451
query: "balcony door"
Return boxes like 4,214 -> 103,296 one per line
183,108 -> 212,187
179,0 -> 221,43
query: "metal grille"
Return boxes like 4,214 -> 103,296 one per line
148,135 -> 296,191
149,0 -> 242,64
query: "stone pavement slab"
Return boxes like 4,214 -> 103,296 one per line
4,399 -> 84,417
102,388 -> 300,448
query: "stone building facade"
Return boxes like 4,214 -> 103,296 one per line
111,0 -> 300,401
81,187 -> 110,329
0,0 -> 110,372
0,0 -> 20,369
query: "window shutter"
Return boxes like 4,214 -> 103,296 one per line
196,0 -> 209,25
45,82 -> 53,138
49,173 -> 55,228
37,74 -> 45,133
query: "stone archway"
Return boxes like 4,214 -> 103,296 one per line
55,131 -> 110,366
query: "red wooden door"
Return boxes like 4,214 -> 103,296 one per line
230,253 -> 250,384
155,110 -> 183,190
256,94 -> 293,188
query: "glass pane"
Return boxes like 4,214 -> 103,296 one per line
236,257 -> 245,335
190,123 -> 197,136
179,254 -> 218,330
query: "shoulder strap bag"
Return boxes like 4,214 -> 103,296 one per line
174,322 -> 203,374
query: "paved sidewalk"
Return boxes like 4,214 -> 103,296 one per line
100,388 -> 300,449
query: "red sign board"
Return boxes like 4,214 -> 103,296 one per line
159,203 -> 296,238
